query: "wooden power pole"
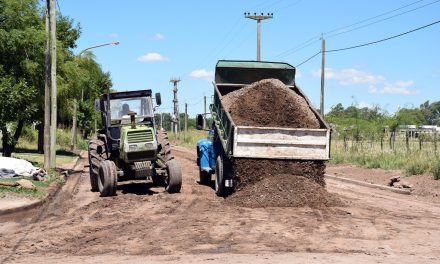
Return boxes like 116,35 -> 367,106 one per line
43,1 -> 51,169
320,33 -> 325,117
49,0 -> 57,168
245,12 -> 273,61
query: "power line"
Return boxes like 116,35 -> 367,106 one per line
295,19 -> 440,67
326,19 -> 440,53
326,0 -> 440,39
295,51 -> 321,68
324,0 -> 425,36
273,0 -> 436,59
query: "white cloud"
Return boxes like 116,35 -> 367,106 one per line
295,69 -> 302,78
313,67 -> 419,96
368,80 -> 419,95
189,69 -> 214,79
312,68 -> 385,86
137,53 -> 168,62
109,33 -> 119,39
153,33 -> 165,40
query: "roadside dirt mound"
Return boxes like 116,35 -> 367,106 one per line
227,175 -> 342,208
234,158 -> 326,188
222,78 -> 320,128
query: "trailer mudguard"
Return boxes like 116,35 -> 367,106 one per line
197,139 -> 216,173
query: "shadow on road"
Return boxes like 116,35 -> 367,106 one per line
117,182 -> 159,195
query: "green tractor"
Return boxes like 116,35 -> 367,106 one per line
88,89 -> 182,197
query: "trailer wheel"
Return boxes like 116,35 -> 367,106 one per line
88,140 -> 108,192
215,155 -> 230,197
98,160 -> 117,197
165,159 -> 182,193
199,168 -> 211,185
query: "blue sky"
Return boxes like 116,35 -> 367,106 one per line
60,0 -> 440,116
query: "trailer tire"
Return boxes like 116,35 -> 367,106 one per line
98,160 -> 117,197
215,155 -> 230,197
88,140 -> 108,192
199,168 -> 211,185
165,159 -> 182,193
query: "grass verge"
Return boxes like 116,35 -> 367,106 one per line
0,170 -> 64,199
330,139 -> 440,179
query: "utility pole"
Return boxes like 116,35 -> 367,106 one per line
320,33 -> 325,117
184,102 -> 188,137
49,0 -> 57,168
203,96 -> 207,129
170,78 -> 181,134
43,1 -> 51,169
245,12 -> 273,61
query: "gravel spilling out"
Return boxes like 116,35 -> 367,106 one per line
226,175 -> 342,208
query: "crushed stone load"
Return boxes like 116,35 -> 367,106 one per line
234,159 -> 326,188
226,175 -> 342,208
220,78 -> 335,208
222,78 -> 320,128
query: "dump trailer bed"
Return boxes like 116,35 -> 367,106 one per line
210,60 -> 330,161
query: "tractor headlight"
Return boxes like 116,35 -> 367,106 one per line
144,143 -> 154,149
128,144 -> 138,152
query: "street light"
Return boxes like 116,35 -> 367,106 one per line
78,41 -> 120,57
71,41 -> 120,150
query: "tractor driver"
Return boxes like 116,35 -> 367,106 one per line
119,103 -> 130,117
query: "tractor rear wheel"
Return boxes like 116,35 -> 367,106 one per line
165,159 -> 182,193
98,160 -> 117,197
88,140 -> 108,192
157,130 -> 173,162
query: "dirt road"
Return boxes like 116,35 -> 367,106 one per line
1,146 -> 440,263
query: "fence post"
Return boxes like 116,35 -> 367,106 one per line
435,131 -> 437,156
419,133 -> 422,151
405,131 -> 409,153
343,130 -> 347,152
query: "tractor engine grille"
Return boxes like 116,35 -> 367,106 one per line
127,130 -> 154,143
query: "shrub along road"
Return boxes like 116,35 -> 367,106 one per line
0,146 -> 439,263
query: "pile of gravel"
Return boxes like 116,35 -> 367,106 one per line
234,158 -> 326,188
221,78 -> 320,128
226,175 -> 342,208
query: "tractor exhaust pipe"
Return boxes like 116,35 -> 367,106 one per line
128,112 -> 137,129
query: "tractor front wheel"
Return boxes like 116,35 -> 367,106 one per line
98,160 -> 117,197
165,159 -> 182,193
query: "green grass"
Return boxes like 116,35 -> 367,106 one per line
12,151 -> 78,168
16,128 -> 88,151
330,139 -> 440,179
168,129 -> 207,148
0,170 -> 63,198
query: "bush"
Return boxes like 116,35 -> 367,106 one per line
404,159 -> 429,176
21,125 -> 37,142
431,160 -> 440,180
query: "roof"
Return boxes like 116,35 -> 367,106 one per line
216,60 -> 295,70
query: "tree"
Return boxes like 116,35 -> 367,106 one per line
0,0 -> 111,155
0,0 -> 44,156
